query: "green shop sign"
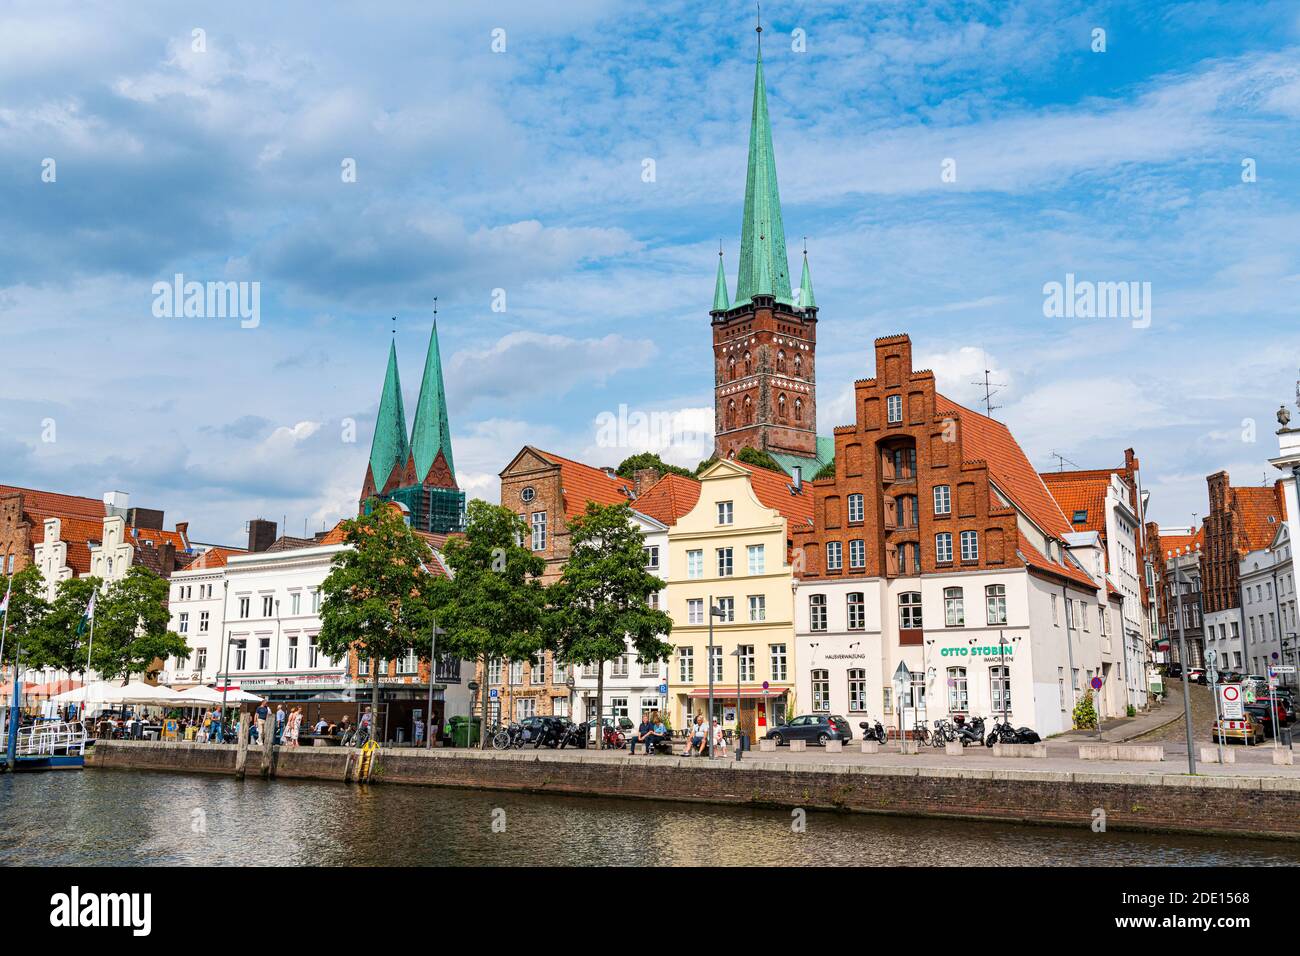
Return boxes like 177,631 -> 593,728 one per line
939,645 -> 1016,658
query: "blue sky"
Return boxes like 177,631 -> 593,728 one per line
2,0 -> 1299,545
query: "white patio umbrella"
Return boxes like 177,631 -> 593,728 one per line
51,681 -> 122,704
177,685 -> 265,705
116,680 -> 183,705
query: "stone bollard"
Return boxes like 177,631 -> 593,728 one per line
1200,746 -> 1235,764
860,740 -> 880,754
1080,743 -> 1164,762
899,740 -> 920,755
824,739 -> 843,753
944,741 -> 965,756
758,738 -> 777,753
1273,748 -> 1295,766
789,739 -> 807,752
992,743 -> 1047,758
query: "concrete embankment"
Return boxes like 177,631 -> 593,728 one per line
86,740 -> 1300,841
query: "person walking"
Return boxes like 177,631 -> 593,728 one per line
255,701 -> 270,743
274,704 -> 286,744
286,706 -> 303,747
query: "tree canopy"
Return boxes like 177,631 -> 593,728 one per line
615,452 -> 693,481
89,566 -> 188,681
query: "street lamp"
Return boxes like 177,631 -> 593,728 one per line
1172,564 -> 1198,775
729,647 -> 744,761
706,595 -> 725,759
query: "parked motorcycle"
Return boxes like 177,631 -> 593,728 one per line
600,724 -> 627,749
532,718 -> 566,749
857,718 -> 888,744
559,720 -> 590,749
491,722 -> 525,750
984,718 -> 1040,746
952,715 -> 985,747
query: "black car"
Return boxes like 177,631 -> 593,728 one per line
1166,662 -> 1183,679
765,714 -> 853,746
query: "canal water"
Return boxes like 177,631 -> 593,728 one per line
3,769 -> 1298,866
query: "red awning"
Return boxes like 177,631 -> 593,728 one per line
685,687 -> 789,699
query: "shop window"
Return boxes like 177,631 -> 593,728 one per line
947,667 -> 968,713
812,670 -> 830,711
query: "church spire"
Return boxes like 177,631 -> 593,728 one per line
712,245 -> 731,313
734,17 -> 792,308
367,339 -> 411,493
799,243 -> 816,310
409,317 -> 455,483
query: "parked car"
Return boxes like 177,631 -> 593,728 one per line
764,714 -> 853,746
1166,662 -> 1183,679
1211,714 -> 1264,744
1253,695 -> 1296,725
1186,668 -> 1207,685
1222,670 -> 1243,684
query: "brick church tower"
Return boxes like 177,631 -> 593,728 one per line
712,22 -> 824,476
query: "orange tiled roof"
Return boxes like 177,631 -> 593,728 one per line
534,449 -> 633,520
0,484 -> 105,520
185,546 -> 245,570
1159,527 -> 1203,558
934,395 -> 1072,538
32,514 -> 105,575
733,461 -> 813,527
1235,483 -> 1286,553
634,474 -> 701,526
1016,532 -> 1099,591
1040,472 -> 1113,535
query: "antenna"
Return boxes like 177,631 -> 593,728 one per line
756,1 -> 762,51
1048,451 -> 1081,472
969,362 -> 1005,418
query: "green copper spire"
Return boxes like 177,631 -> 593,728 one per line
734,29 -> 792,308
409,320 -> 455,482
368,339 -> 411,490
712,248 -> 731,312
799,248 -> 816,310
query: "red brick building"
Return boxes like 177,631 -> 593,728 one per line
1200,471 -> 1286,616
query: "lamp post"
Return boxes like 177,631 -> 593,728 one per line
729,647 -> 743,761
424,621 -> 438,750
997,632 -> 1010,730
707,596 -> 724,759
1172,564 -> 1198,775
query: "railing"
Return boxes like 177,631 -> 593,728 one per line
16,720 -> 89,757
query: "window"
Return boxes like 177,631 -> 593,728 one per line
487,658 -> 502,685
991,666 -> 1011,714
287,637 -> 298,669
892,447 -> 917,478
849,539 -> 865,569
531,511 -> 547,551
308,637 -> 319,668
717,501 -> 734,525
553,659 -> 568,685
826,541 -> 843,571
521,486 -> 535,503
770,644 -> 787,681
311,590 -> 320,613
717,547 -> 734,577
748,595 -> 766,622
847,592 -> 865,630
709,646 -> 723,682
687,549 -> 703,579
812,669 -> 830,711
886,394 -> 902,423
985,584 -> 1007,625
848,669 -> 867,711
238,597 -> 250,619
935,532 -> 953,564
178,612 -> 189,634
233,640 -> 248,670
509,661 -> 523,685
960,531 -> 979,561
738,645 -> 755,681
687,599 -> 704,625
532,652 -> 547,684
1051,594 -> 1059,626
848,493 -> 864,523
934,485 -> 951,515
643,546 -> 660,570
899,592 -> 922,629
515,698 -> 536,721
678,647 -> 694,683
258,638 -> 270,670
262,595 -> 274,617
944,587 -> 965,627
611,653 -> 630,678
747,544 -> 765,575
716,597 -> 734,622
290,592 -> 301,615
899,496 -> 917,528
809,594 -> 827,631
947,667 -> 969,712
195,649 -> 207,673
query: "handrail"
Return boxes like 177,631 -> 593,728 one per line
15,720 -> 88,757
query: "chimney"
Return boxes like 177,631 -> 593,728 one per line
175,521 -> 189,547
160,541 -> 177,577
632,467 -> 662,497
247,518 -> 278,553
103,490 -> 130,517
792,466 -> 802,492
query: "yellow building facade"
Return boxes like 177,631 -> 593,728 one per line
666,460 -> 808,740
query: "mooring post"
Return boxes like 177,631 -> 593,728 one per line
234,704 -> 250,778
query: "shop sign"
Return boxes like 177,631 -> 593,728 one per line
824,653 -> 867,661
939,644 -> 1016,658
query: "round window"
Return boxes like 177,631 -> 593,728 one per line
521,487 -> 536,503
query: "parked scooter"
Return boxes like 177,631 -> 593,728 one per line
857,718 -> 888,744
984,718 -> 1040,746
952,715 -> 985,747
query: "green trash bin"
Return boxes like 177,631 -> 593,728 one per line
447,715 -> 482,748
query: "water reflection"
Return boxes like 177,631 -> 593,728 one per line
2,769 -> 1296,867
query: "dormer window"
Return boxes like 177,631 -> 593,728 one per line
1072,509 -> 1087,524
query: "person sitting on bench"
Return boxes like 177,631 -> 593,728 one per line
629,714 -> 654,754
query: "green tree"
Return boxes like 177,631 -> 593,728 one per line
1072,690 -> 1098,730
545,501 -> 673,748
92,566 -> 188,682
693,456 -> 717,476
28,574 -> 95,675
735,446 -> 784,473
317,501 -> 440,733
615,452 -> 693,481
0,564 -> 51,672
431,499 -> 547,747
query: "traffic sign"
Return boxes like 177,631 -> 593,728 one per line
893,662 -> 911,685
489,688 -> 499,699
1090,676 -> 1103,690
1205,648 -> 1218,666
1271,666 -> 1296,675
761,680 -> 769,690
1219,683 -> 1243,719
658,682 -> 668,695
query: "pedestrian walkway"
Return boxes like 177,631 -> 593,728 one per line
1052,689 -> 1185,743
